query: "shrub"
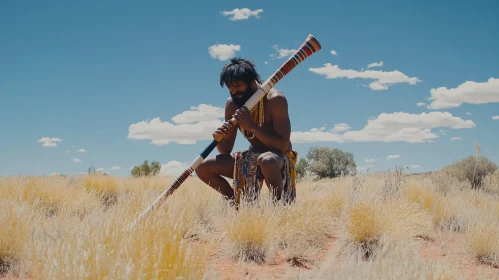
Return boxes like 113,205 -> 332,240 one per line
305,147 -> 356,179
295,158 -> 308,179
443,155 -> 498,189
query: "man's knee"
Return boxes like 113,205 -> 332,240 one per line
257,152 -> 283,172
195,154 -> 234,180
195,159 -> 212,179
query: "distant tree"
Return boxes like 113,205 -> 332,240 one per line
443,155 -> 498,189
131,160 -> 162,177
306,146 -> 356,179
150,161 -> 161,176
131,166 -> 142,178
295,158 -> 308,179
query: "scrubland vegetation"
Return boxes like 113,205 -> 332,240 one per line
1,153 -> 499,279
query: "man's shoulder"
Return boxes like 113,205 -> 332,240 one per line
267,88 -> 286,99
266,88 -> 288,107
225,97 -> 237,110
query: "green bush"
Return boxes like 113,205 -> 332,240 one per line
304,146 -> 356,179
442,155 -> 498,189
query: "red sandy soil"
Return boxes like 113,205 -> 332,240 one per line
2,232 -> 498,279
199,231 -> 499,280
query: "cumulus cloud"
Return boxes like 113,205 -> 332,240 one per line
220,8 -> 263,21
387,155 -> 400,160
367,61 -> 383,68
492,115 -> 499,120
109,166 -> 121,171
330,50 -> 337,55
291,111 -> 475,144
450,137 -> 461,141
411,165 -> 421,169
427,77 -> 499,109
128,104 -> 225,145
309,63 -> 421,91
291,128 -> 346,143
77,148 -> 87,153
38,137 -> 62,147
270,45 -> 297,59
416,102 -> 426,107
160,160 -> 190,177
364,158 -> 376,163
172,104 -> 224,124
332,123 -> 351,132
73,158 -> 81,163
208,44 -> 241,61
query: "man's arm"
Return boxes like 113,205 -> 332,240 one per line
250,95 -> 291,153
216,98 -> 238,154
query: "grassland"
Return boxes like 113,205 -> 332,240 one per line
1,168 -> 499,279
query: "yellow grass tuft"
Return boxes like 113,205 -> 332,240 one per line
0,199 -> 35,277
341,177 -> 434,258
222,199 -> 278,264
465,205 -> 499,267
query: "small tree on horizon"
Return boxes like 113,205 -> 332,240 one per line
131,160 -> 161,177
305,146 -> 357,179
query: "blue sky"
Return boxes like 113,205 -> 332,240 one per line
1,0 -> 498,177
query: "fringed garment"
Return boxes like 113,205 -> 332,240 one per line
232,149 -> 298,205
232,96 -> 298,205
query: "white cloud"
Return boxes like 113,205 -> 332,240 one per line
220,8 -> 263,21
172,104 -> 224,124
387,155 -> 400,160
330,50 -> 337,55
77,148 -> 87,153
342,112 -> 474,143
128,104 -> 225,145
450,137 -> 461,141
270,45 -> 297,59
264,61 -> 268,64
73,158 -> 81,163
466,112 -> 472,115
364,158 -> 376,163
492,115 -> 499,120
367,61 -> 383,68
291,128 -> 345,143
208,44 -> 241,61
96,168 -> 105,172
109,166 -> 121,171
160,160 -> 189,177
411,165 -> 421,169
309,63 -> 421,91
416,102 -> 426,107
291,111 -> 475,144
427,77 -> 499,109
332,123 -> 351,132
38,137 -> 62,147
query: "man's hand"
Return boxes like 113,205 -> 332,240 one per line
233,106 -> 257,132
213,121 -> 234,139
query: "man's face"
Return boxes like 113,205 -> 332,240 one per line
227,80 -> 255,107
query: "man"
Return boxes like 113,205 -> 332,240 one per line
195,57 -> 298,206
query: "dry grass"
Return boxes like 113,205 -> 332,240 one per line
1,166 -> 498,278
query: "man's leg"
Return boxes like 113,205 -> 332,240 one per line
256,151 -> 284,201
195,153 -> 235,200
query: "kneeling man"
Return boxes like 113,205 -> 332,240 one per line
196,57 -> 298,205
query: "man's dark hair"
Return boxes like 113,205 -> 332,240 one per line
220,57 -> 262,88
